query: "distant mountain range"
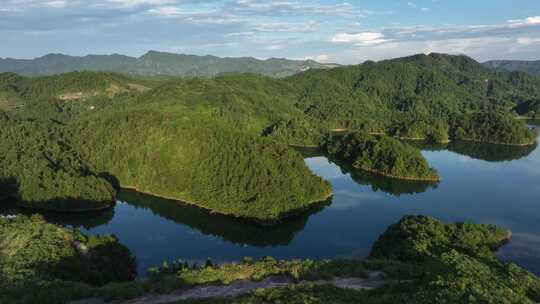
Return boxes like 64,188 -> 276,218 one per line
483,60 -> 540,75
0,51 -> 339,78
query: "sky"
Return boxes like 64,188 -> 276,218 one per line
1,0 -> 540,64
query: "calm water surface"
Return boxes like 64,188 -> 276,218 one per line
4,123 -> 540,276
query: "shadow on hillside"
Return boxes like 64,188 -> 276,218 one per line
118,189 -> 330,247
0,178 -> 18,201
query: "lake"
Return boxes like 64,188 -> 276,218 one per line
3,123 -> 540,276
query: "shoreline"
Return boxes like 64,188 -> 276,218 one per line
458,137 -> 538,147
15,200 -> 115,213
121,185 -> 334,226
355,166 -> 441,182
288,143 -> 319,148
330,128 -> 537,146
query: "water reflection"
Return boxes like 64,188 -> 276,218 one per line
497,232 -> 540,275
411,140 -> 537,162
0,199 -> 115,229
296,147 -> 438,196
330,158 -> 438,196
117,190 -> 329,247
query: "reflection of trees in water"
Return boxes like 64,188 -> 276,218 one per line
295,147 -> 437,196
526,120 -> 540,127
295,146 -> 323,158
0,176 -> 115,228
118,190 -> 329,248
330,158 -> 438,197
410,140 -> 537,162
448,141 -> 537,162
0,199 -> 115,230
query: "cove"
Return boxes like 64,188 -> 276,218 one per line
2,123 -> 539,277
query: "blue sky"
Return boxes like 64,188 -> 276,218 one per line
1,0 -> 539,63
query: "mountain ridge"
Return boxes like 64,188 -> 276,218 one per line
0,51 -> 339,78
483,59 -> 540,75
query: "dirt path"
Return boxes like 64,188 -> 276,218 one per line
121,272 -> 386,304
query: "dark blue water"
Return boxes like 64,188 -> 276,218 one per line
4,123 -> 540,276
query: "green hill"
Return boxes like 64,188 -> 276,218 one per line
283,53 -> 538,145
0,71 -> 150,101
0,51 -> 338,78
323,132 -> 439,181
70,79 -> 331,222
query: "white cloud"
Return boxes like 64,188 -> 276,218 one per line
230,0 -> 361,17
517,37 -> 540,46
508,16 -> 540,26
147,6 -> 181,17
105,0 -> 178,7
265,44 -> 286,50
525,16 -> 540,24
147,6 -> 245,24
254,21 -> 319,33
331,32 -> 389,46
302,54 -> 330,62
45,1 -> 66,8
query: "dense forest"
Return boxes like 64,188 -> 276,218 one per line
3,215 -> 540,304
0,112 -> 116,211
450,112 -> 537,145
285,53 -> 539,145
71,98 -> 331,222
0,52 -> 539,219
0,215 -> 136,303
323,132 -> 439,181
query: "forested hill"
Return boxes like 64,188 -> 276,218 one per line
0,51 -> 338,78
484,60 -> 540,75
282,53 -> 539,145
1,53 -> 538,219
